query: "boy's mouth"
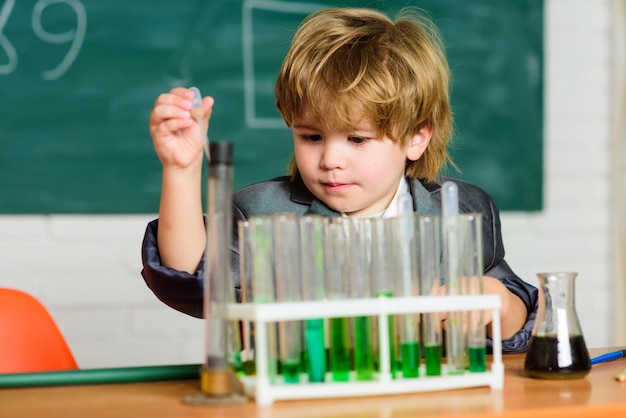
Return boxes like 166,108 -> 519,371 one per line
322,182 -> 351,191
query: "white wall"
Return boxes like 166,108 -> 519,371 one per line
0,0 -> 622,369
0,215 -> 205,368
502,0 -> 620,349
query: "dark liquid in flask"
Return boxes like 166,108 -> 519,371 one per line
524,334 -> 591,379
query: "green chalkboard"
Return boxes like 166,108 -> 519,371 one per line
0,0 -> 543,213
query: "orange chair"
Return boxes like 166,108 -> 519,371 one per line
0,288 -> 78,373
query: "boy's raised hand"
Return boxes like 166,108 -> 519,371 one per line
149,87 -> 214,169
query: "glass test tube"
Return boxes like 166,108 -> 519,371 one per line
324,219 -> 352,382
237,220 -> 256,376
299,215 -> 327,383
419,215 -> 443,376
273,213 -> 302,384
371,217 -> 397,378
461,214 -> 487,372
249,216 -> 278,383
349,218 -> 375,381
442,181 -> 467,374
202,141 -> 242,396
394,195 -> 420,378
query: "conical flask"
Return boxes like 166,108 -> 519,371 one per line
524,272 -> 591,379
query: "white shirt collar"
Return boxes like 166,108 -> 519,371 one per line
382,177 -> 410,218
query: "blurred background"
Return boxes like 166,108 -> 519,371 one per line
0,0 -> 624,368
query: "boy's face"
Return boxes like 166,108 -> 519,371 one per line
292,115 -> 429,217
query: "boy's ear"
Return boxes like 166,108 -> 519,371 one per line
406,125 -> 433,161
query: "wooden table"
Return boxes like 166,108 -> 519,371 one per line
1,348 -> 625,418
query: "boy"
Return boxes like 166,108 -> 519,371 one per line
142,7 -> 537,352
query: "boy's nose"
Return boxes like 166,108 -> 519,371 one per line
319,142 -> 347,170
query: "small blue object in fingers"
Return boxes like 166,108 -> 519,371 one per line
189,86 -> 203,110
188,86 -> 210,161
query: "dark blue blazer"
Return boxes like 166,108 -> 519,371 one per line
141,175 -> 537,353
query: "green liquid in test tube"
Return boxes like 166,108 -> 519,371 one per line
273,213 -> 302,384
354,316 -> 374,380
243,360 -> 256,376
350,218 -> 375,381
419,215 -> 443,376
325,220 -> 352,382
394,195 -> 420,379
424,344 -> 442,376
280,359 -> 300,383
401,342 -> 420,378
329,317 -> 351,381
461,214 -> 487,373
468,346 -> 487,372
304,318 -> 326,381
299,215 -> 328,383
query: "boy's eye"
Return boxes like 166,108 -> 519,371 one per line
303,134 -> 322,142
349,136 -> 367,144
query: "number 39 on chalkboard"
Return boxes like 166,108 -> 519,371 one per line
0,0 -> 86,80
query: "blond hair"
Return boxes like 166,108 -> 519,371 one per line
275,7 -> 454,183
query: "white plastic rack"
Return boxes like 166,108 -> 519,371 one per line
225,294 -> 504,406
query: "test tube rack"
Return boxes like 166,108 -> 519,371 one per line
225,293 -> 504,406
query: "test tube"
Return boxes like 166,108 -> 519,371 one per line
419,215 -> 443,376
249,216 -> 278,384
394,195 -> 420,378
349,217 -> 375,381
273,213 -> 302,384
189,86 -> 210,160
442,181 -> 467,374
237,220 -> 256,376
371,217 -> 397,379
299,215 -> 327,383
461,213 -> 487,372
324,219 -> 352,382
201,141 -> 243,398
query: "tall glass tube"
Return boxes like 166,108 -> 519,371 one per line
201,141 -> 243,398
273,213 -> 302,383
324,219 -> 352,382
350,217 -> 375,381
371,217 -> 397,378
419,215 -> 443,376
299,215 -> 327,383
442,181 -> 467,374
249,216 -> 278,384
237,220 -> 256,376
394,195 -> 420,378
462,214 -> 487,372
